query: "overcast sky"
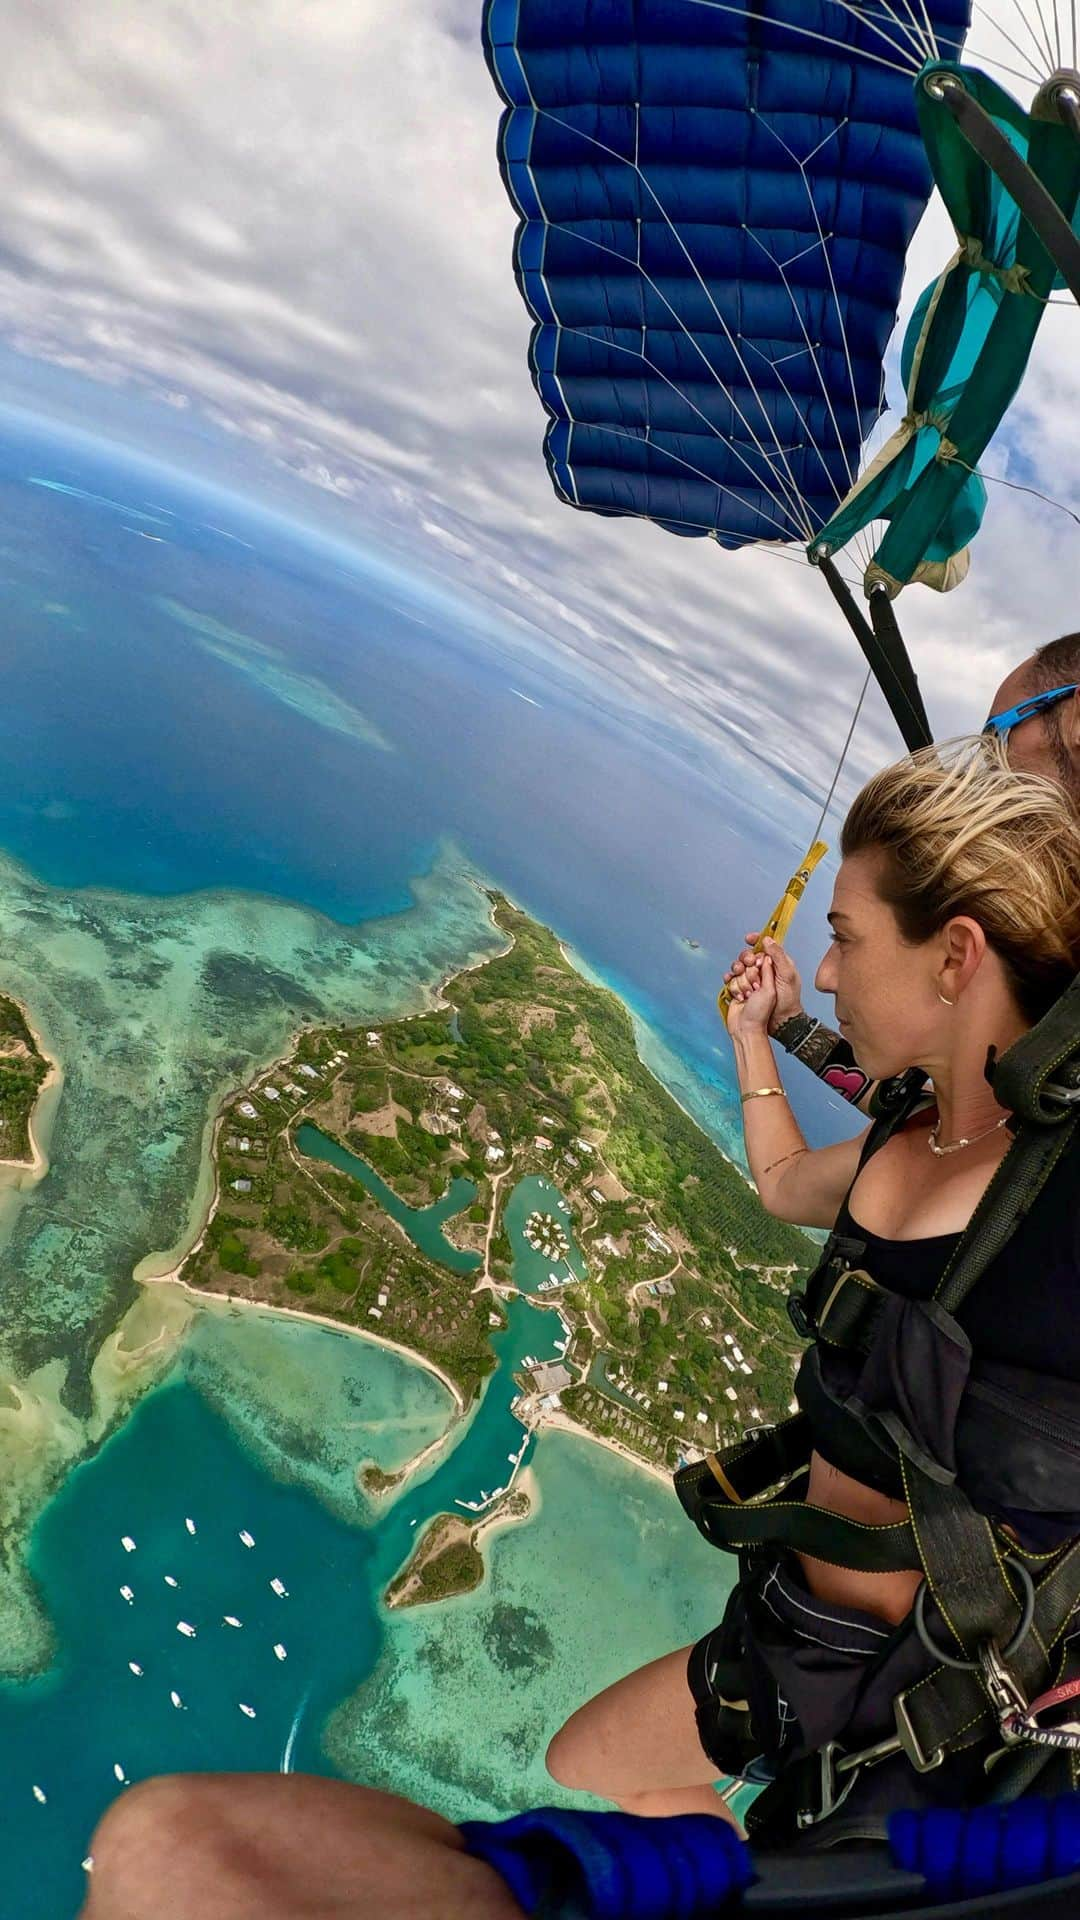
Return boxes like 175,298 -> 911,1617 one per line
0,0 -> 1076,821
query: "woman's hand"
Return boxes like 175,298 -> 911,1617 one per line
725,935 -> 803,1031
726,953 -> 778,1034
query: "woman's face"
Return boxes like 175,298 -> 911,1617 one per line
814,849 -> 943,1081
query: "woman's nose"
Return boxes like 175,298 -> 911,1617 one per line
815,948 -> 836,995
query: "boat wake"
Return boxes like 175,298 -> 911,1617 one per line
280,1685 -> 314,1774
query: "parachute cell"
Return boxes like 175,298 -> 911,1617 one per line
483,0 -> 972,552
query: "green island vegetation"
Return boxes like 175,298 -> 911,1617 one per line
182,893 -> 813,1518
0,995 -> 49,1164
386,1491 -> 532,1609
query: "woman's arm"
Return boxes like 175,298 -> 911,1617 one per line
729,956 -> 868,1227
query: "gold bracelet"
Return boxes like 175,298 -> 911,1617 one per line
740,1086 -> 787,1105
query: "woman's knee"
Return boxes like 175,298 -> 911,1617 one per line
546,1646 -> 710,1801
546,1705 -> 596,1792
83,1775 -> 231,1914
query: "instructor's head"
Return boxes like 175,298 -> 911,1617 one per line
985,632 -> 1080,805
814,737 -> 1080,1082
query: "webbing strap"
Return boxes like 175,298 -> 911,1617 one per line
904,1468 -> 1043,1684
934,1113 -> 1080,1316
897,1541 -> 1080,1768
816,557 -> 933,753
937,77 -> 1080,306
991,971 -> 1080,1123
675,1419 -> 919,1573
699,1478 -> 918,1573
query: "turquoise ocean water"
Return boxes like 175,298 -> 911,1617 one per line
0,412 -> 836,1912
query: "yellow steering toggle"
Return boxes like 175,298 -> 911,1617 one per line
717,839 -> 828,1029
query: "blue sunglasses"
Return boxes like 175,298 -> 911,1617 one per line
983,683 -> 1079,738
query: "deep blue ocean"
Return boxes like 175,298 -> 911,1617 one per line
0,405 -> 850,1152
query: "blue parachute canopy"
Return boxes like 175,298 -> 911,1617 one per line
483,0 -> 972,551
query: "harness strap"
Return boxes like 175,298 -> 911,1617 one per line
934,1112 -> 1080,1316
675,1418 -> 920,1572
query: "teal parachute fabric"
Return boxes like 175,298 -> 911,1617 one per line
814,61 -> 1080,593
483,1 -> 972,553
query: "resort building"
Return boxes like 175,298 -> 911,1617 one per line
486,1144 -> 505,1163
655,1278 -> 676,1298
238,1101 -> 257,1119
298,1063 -> 320,1079
263,1087 -> 281,1102
528,1361 -> 573,1395
231,1178 -> 252,1194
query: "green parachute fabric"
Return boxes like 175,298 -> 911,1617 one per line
812,61 -> 1080,595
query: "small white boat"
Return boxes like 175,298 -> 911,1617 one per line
239,1702 -> 257,1719
113,1763 -> 127,1784
164,1575 -> 178,1589
121,1536 -> 136,1553
128,1662 -> 143,1677
32,1785 -> 47,1805
170,1691 -> 184,1710
223,1615 -> 243,1629
81,1857 -> 94,1873
273,1643 -> 287,1661
176,1620 -> 197,1638
409,1518 -> 418,1527
119,1585 -> 134,1603
269,1577 -> 288,1597
184,1518 -> 197,1536
239,1529 -> 255,1548
507,1452 -> 517,1464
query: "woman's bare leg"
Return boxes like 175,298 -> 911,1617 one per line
546,1644 -> 740,1828
79,1773 -> 527,1920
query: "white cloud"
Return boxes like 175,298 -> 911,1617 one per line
0,0 -> 1075,818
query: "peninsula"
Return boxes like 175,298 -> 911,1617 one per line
0,996 -> 50,1167
177,894 -> 812,1598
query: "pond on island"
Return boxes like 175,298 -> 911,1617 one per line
295,1123 -> 482,1275
503,1174 -> 587,1296
292,1131 -> 575,1523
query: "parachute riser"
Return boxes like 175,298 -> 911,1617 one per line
928,67 -> 1080,307
812,552 -> 933,754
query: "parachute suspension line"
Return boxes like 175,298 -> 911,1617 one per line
824,0 -> 932,63
1015,0 -> 1060,70
809,665 -> 874,850
528,113 -> 821,536
826,0 -> 930,64
678,2 -> 923,76
556,408 -> 812,543
534,219 -> 817,540
967,7 -> 1053,85
746,117 -> 872,527
739,111 -> 886,575
946,455 -> 1080,528
815,555 -> 933,751
551,312 -> 815,539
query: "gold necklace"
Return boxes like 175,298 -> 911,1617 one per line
927,1114 -> 1010,1157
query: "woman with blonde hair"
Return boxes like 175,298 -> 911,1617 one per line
547,737 -> 1080,1847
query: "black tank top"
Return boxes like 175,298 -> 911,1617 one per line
795,1129 -> 1080,1548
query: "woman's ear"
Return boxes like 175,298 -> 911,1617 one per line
940,917 -> 986,998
